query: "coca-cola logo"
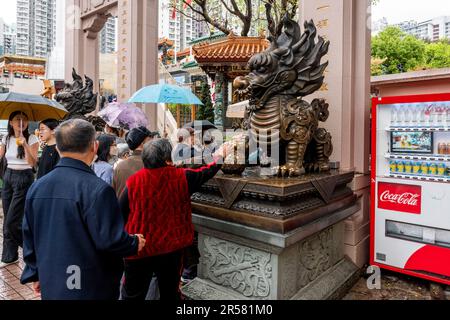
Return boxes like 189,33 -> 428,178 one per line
380,191 -> 420,206
378,182 -> 421,214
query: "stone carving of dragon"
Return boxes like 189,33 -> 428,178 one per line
234,15 -> 332,177
55,68 -> 98,121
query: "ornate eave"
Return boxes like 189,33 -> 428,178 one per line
193,34 -> 269,66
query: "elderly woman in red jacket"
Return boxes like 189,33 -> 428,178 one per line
119,138 -> 232,300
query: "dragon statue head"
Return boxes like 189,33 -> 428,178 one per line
55,68 -> 98,119
234,15 -> 329,111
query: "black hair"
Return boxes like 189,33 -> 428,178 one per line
142,139 -> 173,169
55,119 -> 96,154
7,111 -> 30,159
96,134 -> 116,162
39,119 -> 60,131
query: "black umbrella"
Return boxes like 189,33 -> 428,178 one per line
183,120 -> 217,131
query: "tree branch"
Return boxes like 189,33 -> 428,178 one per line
178,0 -> 233,35
265,2 -> 277,39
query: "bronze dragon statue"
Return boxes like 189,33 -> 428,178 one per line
55,68 -> 99,121
234,15 -> 332,177
55,68 -> 106,131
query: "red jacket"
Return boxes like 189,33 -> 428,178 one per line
125,166 -> 194,259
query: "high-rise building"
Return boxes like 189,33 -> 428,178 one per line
159,0 -> 209,52
0,19 -> 17,56
16,0 -> 56,58
99,17 -> 117,54
394,16 -> 450,41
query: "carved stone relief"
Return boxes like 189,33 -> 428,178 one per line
201,236 -> 273,298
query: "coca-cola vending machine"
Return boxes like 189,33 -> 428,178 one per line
371,93 -> 450,285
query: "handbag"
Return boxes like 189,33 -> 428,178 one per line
0,156 -> 7,180
0,137 -> 8,180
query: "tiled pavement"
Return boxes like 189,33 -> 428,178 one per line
0,214 -> 40,301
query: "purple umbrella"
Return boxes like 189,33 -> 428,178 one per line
98,102 -> 148,130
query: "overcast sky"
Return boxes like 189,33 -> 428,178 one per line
1,0 -> 16,24
1,0 -> 450,26
373,0 -> 450,24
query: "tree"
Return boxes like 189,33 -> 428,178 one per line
196,82 -> 215,123
172,0 -> 298,39
372,26 -> 426,74
424,39 -> 450,69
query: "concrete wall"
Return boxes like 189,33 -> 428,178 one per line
8,78 -> 44,95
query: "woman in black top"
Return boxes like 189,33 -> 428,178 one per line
37,119 -> 60,179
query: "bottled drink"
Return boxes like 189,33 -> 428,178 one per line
397,161 -> 405,173
389,161 -> 397,173
410,105 -> 418,126
421,162 -> 429,175
424,106 -> 432,127
413,162 -> 421,174
390,106 -> 397,126
445,103 -> 450,128
438,164 -> 446,176
429,163 -> 438,176
436,103 -> 445,127
438,143 -> 446,155
404,161 -> 413,174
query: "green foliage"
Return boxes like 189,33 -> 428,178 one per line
196,82 -> 215,123
371,27 -> 450,75
372,26 -> 426,74
424,39 -> 450,69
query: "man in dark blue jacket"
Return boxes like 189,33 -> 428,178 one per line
20,119 -> 145,300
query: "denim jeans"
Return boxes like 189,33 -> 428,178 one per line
1,168 -> 34,263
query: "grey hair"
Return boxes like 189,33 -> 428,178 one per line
117,143 -> 130,158
142,138 -> 173,169
55,119 -> 96,154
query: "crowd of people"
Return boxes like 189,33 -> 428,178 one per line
0,110 -> 233,300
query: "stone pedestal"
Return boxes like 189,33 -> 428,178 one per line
182,171 -> 361,300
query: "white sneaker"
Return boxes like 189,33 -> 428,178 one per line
0,260 -> 18,269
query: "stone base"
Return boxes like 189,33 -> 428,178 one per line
182,279 -> 243,300
291,257 -> 360,300
183,258 -> 360,301
182,173 -> 360,300
181,203 -> 360,300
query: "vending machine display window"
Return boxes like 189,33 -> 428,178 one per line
390,131 -> 433,154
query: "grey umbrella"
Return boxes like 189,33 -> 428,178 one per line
0,92 -> 68,121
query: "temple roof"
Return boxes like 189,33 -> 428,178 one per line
158,38 -> 174,47
193,34 -> 269,64
188,32 -> 226,46
168,47 -> 191,59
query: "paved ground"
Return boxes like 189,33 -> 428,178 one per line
0,215 -> 40,300
1,212 -> 448,301
344,268 -> 449,300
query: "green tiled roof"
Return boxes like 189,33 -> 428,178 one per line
188,32 -> 226,45
182,61 -> 199,69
